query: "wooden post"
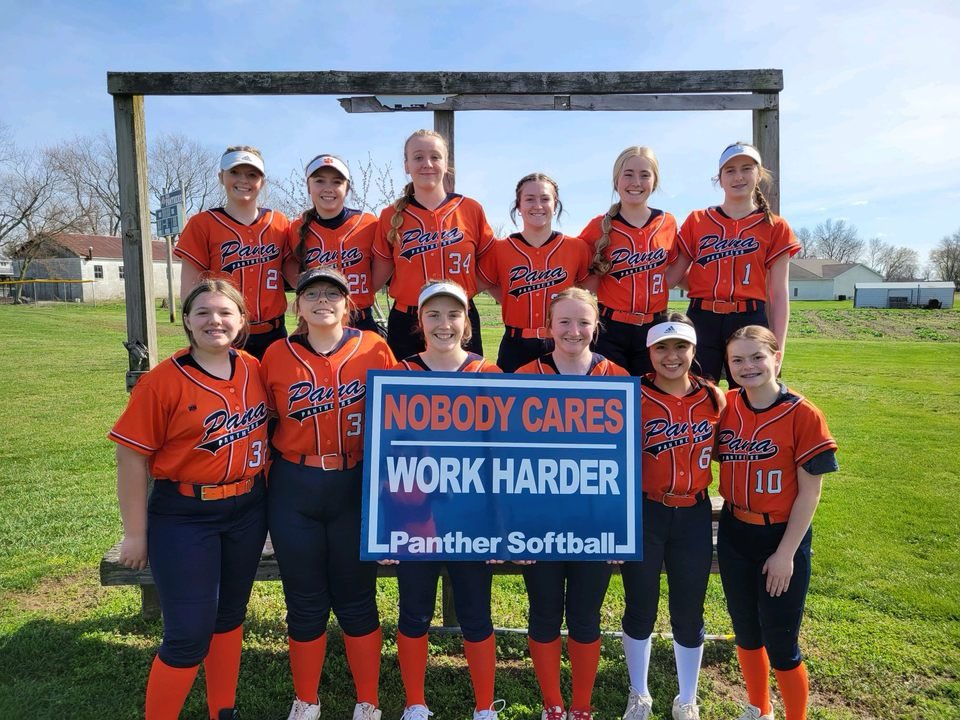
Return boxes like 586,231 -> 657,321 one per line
753,104 -> 781,214
434,110 -> 455,193
113,94 -> 158,379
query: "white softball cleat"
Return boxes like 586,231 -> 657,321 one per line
353,703 -> 382,720
671,695 -> 700,720
400,704 -> 433,720
622,687 -> 653,720
736,703 -> 774,720
473,699 -> 507,720
286,697 -> 321,720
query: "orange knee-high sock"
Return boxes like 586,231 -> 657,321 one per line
344,627 -> 382,706
204,626 -> 243,718
288,635 -> 328,705
567,638 -> 601,712
145,655 -> 199,720
464,635 -> 496,710
736,646 -> 772,716
774,663 -> 809,720
397,631 -> 429,707
527,637 -> 563,709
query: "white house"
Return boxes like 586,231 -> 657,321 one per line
12,233 -> 181,303
789,259 -> 882,301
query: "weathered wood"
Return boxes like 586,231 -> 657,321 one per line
113,94 -> 158,372
108,70 -> 783,96
433,110 -> 455,193
753,107 -> 781,214
339,93 -> 779,113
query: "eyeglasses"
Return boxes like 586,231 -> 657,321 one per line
301,287 -> 345,302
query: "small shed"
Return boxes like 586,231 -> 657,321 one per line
853,282 -> 955,309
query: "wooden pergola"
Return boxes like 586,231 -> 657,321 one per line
108,69 -> 782,380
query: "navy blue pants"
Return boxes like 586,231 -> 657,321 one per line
397,561 -> 494,642
595,310 -> 666,377
147,478 -> 267,668
351,307 -> 387,337
716,508 -> 812,670
496,334 -> 552,373
244,317 -> 287,360
267,457 -> 380,641
685,305 -> 767,385
621,495 -> 713,647
522,562 -> 613,643
387,300 -> 484,362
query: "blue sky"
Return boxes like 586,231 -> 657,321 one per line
2,0 -> 957,260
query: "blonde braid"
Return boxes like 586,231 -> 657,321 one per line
754,186 -> 773,224
387,182 -> 415,246
296,207 -> 319,270
590,202 -> 620,276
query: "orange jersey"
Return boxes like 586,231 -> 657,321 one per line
516,353 -> 629,377
678,208 -> 799,303
108,349 -> 269,485
175,208 -> 291,323
259,328 -> 396,459
393,352 -> 501,373
288,209 -> 378,309
372,193 -> 495,305
477,232 -> 590,329
717,386 -> 837,518
640,375 -> 721,497
580,210 -> 679,313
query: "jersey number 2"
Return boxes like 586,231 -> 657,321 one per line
266,269 -> 279,290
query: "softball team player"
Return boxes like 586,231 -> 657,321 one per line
286,154 -> 386,334
620,314 -> 724,720
259,267 -> 395,720
110,279 -> 268,720
478,173 -> 591,372
175,146 -> 293,359
516,288 -> 628,720
391,280 -> 503,720
717,326 -> 838,720
674,142 -> 799,384
580,146 -> 684,376
372,129 -> 496,361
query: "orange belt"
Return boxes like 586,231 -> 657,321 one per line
281,451 -> 361,471
505,326 -> 550,340
248,315 -> 284,335
643,489 -> 707,508
725,502 -> 789,525
393,302 -> 419,315
174,473 -> 260,501
690,299 -> 764,315
600,307 -> 664,326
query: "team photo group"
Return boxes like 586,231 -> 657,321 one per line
108,129 -> 838,720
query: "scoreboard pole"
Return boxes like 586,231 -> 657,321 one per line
157,185 -> 186,323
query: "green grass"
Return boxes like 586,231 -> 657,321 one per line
1,301 -> 959,719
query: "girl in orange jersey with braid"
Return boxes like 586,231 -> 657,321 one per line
478,173 -> 591,372
259,267 -> 395,720
717,326 -> 837,720
110,279 -> 269,720
285,154 -> 386,335
674,142 -> 800,385
516,288 -> 628,720
389,280 -> 504,720
372,129 -> 496,361
175,146 -> 293,359
580,146 -> 685,376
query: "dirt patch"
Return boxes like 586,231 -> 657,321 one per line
6,568 -> 110,616
792,308 -> 960,342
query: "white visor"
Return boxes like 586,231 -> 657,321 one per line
305,154 -> 351,183
646,321 -> 697,347
220,150 -> 265,175
418,282 -> 469,310
718,144 -> 761,170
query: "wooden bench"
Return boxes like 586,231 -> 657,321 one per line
101,496 -> 723,623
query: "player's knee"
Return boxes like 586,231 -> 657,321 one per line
286,607 -> 332,641
763,628 -> 802,670
566,612 -> 602,644
621,609 -> 656,641
527,610 -> 563,644
670,617 -> 706,648
159,634 -> 211,668
457,611 -> 493,642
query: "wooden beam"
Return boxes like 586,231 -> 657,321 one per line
113,94 -> 158,378
108,70 -> 783,96
339,93 -> 778,113
433,110 -> 455,193
753,107 -> 781,214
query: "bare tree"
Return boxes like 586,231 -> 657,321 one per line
266,167 -> 309,221
48,132 -> 121,235
353,153 -> 401,213
929,229 -> 960,289
795,226 -> 814,258
883,246 -> 919,281
148,133 -> 223,215
865,236 -> 888,275
811,218 -> 864,263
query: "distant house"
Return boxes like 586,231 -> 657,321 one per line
854,282 -> 955,309
789,259 -> 882,301
11,233 -> 180,303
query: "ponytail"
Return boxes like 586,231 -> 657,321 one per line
295,207 -> 320,270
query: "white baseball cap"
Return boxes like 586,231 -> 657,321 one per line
718,143 -> 762,170
305,154 -> 351,183
418,281 -> 469,310
646,321 -> 697,347
220,150 -> 265,175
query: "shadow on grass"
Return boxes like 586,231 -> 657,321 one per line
0,611 -> 736,720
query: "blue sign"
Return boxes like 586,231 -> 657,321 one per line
361,371 -> 642,561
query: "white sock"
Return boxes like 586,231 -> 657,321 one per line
622,633 -> 652,696
673,640 -> 704,705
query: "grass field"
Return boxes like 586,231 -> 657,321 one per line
0,298 -> 958,720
